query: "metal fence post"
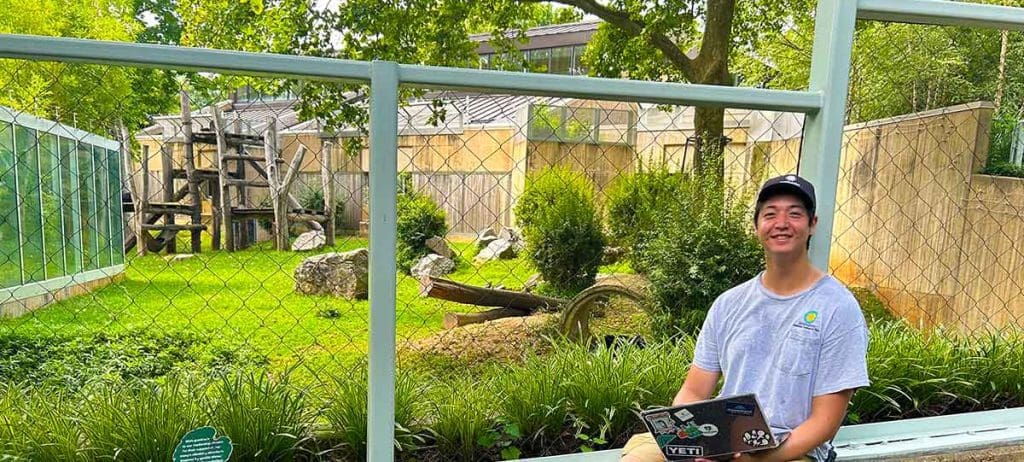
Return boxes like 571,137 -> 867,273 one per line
368,60 -> 399,462
799,0 -> 858,271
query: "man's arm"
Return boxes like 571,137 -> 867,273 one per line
737,389 -> 855,462
672,364 -> 720,405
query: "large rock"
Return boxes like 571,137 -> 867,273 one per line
499,227 -> 525,253
476,228 -> 498,249
425,236 -> 453,259
294,248 -> 369,299
475,238 -> 516,263
411,254 -> 456,278
291,230 -> 326,251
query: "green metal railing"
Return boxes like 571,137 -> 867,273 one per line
3,0 -> 1024,460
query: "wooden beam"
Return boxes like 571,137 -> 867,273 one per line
443,308 -> 530,329
419,276 -> 567,311
264,117 -> 288,250
322,141 -> 336,246
212,104 -> 232,251
179,90 -> 202,254
120,122 -> 146,256
160,143 -> 176,254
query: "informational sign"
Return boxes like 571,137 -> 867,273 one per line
173,426 -> 233,462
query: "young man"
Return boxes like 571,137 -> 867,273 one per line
621,174 -> 870,462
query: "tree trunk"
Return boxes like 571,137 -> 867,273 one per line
693,105 -> 727,177
419,276 -> 567,311
688,0 -> 735,178
997,29 -> 1009,113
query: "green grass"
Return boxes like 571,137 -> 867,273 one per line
0,235 -> 544,384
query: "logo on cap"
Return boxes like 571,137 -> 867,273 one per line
786,175 -> 797,181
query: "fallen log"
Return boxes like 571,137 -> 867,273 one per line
419,276 -> 567,312
443,308 -> 530,329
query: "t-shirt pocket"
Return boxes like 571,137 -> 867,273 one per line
774,327 -> 819,376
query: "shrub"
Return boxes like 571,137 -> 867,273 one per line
515,167 -> 605,295
604,167 -> 682,273
2,387 -> 86,460
296,185 -> 346,232
642,174 -> 763,336
207,369 -> 313,461
426,376 -> 496,461
397,189 -> 448,273
849,287 -> 896,324
490,353 -> 569,444
322,367 -> 424,459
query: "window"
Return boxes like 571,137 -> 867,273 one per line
59,136 -> 82,274
572,45 -> 588,75
107,148 -> 124,266
15,126 -> 44,282
550,46 -> 572,74
529,48 -> 550,73
39,133 -> 65,278
0,123 -> 20,288
78,141 -> 98,271
93,145 -> 111,269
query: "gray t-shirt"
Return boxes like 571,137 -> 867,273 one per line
692,273 -> 870,461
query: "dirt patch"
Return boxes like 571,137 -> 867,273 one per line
402,312 -> 560,364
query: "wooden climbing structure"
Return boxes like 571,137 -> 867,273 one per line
126,90 -> 336,255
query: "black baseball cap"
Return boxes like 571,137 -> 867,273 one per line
756,174 -> 816,218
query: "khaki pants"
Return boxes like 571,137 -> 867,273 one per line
620,433 -> 813,462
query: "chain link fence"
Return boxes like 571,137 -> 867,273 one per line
2,12 -> 1024,462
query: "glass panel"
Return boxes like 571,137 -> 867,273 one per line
550,46 -> 571,74
78,141 -> 98,271
15,125 -> 44,282
479,54 -> 491,69
0,123 -> 21,288
108,148 -> 124,266
39,133 -> 65,278
60,137 -> 82,274
93,145 -> 111,268
572,45 -> 588,75
529,48 -> 550,73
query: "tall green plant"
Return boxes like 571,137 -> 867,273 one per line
207,370 -> 313,461
427,376 -> 496,461
321,367 -> 424,459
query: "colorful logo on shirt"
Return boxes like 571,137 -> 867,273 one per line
803,310 -> 819,324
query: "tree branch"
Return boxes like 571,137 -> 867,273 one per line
516,0 -> 695,80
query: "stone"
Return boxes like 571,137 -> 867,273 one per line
476,228 -> 498,249
499,227 -> 525,253
294,248 -> 369,299
475,238 -> 516,263
424,236 -> 453,258
410,254 -> 456,278
164,254 -> 195,263
291,230 -> 326,251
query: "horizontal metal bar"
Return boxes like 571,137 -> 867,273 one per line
858,0 -> 1024,31
0,34 -> 372,82
399,65 -> 823,112
0,34 -> 823,114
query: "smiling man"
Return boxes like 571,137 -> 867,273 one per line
621,174 -> 870,462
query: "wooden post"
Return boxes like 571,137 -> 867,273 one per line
213,105 -> 231,251
321,141 -> 336,246
264,117 -> 287,250
160,143 -> 176,254
237,146 -> 250,249
180,90 -> 202,253
119,122 -> 146,256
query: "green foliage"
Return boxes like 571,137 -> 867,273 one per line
296,185 -> 347,232
490,353 -> 569,443
0,329 -> 265,390
207,369 -> 312,461
604,167 -> 683,273
516,167 -> 605,295
642,174 -> 764,336
427,376 -> 495,461
397,189 -> 448,273
849,288 -> 897,324
321,367 -> 424,459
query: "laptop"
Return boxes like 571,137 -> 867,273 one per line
638,393 -> 779,460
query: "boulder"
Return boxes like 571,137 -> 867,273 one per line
410,254 -> 456,278
291,230 -> 326,251
425,236 -> 453,259
475,238 -> 516,263
476,228 -> 498,249
499,227 -> 525,253
294,248 -> 369,299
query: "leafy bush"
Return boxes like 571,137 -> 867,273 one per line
983,112 -> 1024,178
397,189 -> 448,273
642,174 -> 764,336
426,376 -> 496,461
515,167 -> 605,295
604,167 -> 682,273
296,185 -> 346,232
849,287 -> 896,324
490,353 -> 569,444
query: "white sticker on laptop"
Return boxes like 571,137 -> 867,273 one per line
743,429 -> 771,447
672,408 -> 694,422
644,411 -> 677,434
698,423 -> 718,437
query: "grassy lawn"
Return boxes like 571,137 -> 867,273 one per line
0,234 -> 601,383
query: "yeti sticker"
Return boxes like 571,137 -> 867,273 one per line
743,429 -> 771,447
665,445 -> 703,457
644,411 -> 676,434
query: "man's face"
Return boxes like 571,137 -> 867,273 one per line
755,194 -> 817,256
